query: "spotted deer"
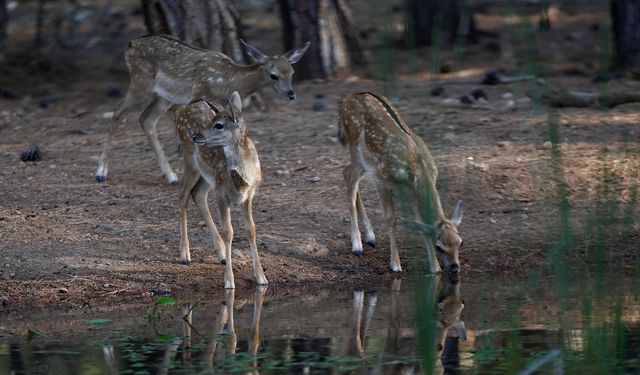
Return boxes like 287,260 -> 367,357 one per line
337,92 -> 464,274
174,91 -> 266,289
96,34 -> 310,185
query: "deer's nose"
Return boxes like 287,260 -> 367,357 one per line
192,133 -> 204,143
287,90 -> 295,100
448,264 -> 460,274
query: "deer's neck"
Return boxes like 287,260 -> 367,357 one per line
226,64 -> 264,97
222,135 -> 255,180
416,164 -> 446,224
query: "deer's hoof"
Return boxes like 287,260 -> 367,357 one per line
179,259 -> 191,265
389,266 -> 402,273
169,179 -> 180,187
352,250 -> 363,257
96,175 -> 106,183
366,240 -> 378,248
219,258 -> 227,265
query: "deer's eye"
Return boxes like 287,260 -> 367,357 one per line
270,74 -> 278,81
214,123 -> 224,130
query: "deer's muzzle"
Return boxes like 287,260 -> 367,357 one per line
192,133 -> 205,145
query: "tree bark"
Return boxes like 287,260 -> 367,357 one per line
0,0 -> 6,61
405,0 -> 476,47
611,0 -> 640,74
279,0 -> 364,80
141,0 -> 244,62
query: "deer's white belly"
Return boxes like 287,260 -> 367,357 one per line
153,70 -> 192,105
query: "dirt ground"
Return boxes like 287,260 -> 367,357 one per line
0,1 -> 638,314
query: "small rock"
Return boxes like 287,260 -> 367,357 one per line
471,88 -> 488,101
312,99 -> 326,112
430,86 -> 445,96
106,85 -> 122,98
20,145 -> 41,162
39,95 -> 57,109
102,111 -> 114,119
275,169 -> 290,177
502,92 -> 514,99
441,98 -> 459,106
0,87 -> 19,99
58,287 -> 69,294
310,176 -> 321,183
459,95 -> 473,104
481,70 -> 502,85
542,141 -> 553,149
151,288 -> 171,296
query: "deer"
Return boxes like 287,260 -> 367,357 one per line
337,92 -> 464,274
174,91 -> 266,289
338,276 -> 465,375
95,34 -> 310,185
205,287 -> 266,374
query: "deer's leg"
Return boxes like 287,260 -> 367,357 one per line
96,93 -> 140,183
249,286 -> 267,367
190,178 -> 226,264
241,195 -> 268,286
224,288 -> 238,354
218,197 -> 235,289
380,188 -> 402,272
356,190 -> 377,248
178,165 -> 202,264
182,304 -> 193,362
352,289 -> 365,355
205,299 -> 230,369
344,164 -> 366,256
140,96 -> 178,185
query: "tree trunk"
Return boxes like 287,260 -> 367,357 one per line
405,0 -> 476,47
0,0 -> 7,60
279,0 -> 364,80
141,0 -> 244,62
611,0 -> 640,74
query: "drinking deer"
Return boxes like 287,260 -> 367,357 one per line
337,92 -> 464,274
174,91 -> 267,289
95,34 -> 310,185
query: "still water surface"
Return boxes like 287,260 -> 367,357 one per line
1,272 -> 639,374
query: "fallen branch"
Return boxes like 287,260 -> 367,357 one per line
539,90 -> 640,108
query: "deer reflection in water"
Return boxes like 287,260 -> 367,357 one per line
195,287 -> 266,374
101,277 -> 463,374
336,275 -> 466,375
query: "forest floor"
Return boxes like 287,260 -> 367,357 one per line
0,1 -> 638,319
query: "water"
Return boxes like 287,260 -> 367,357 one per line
1,272 -> 639,374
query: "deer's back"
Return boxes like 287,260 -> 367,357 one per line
338,92 -> 438,184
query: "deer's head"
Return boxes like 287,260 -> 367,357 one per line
241,39 -> 310,101
191,91 -> 245,148
405,200 -> 464,274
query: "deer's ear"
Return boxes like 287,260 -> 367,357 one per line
450,321 -> 467,341
202,98 -> 221,114
401,218 -> 436,235
227,91 -> 243,122
449,200 -> 463,226
284,41 -> 310,64
241,39 -> 267,64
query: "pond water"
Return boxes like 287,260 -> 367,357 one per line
1,271 -> 639,374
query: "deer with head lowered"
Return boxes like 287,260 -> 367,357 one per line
174,91 -> 266,289
337,92 -> 464,274
95,34 -> 309,185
